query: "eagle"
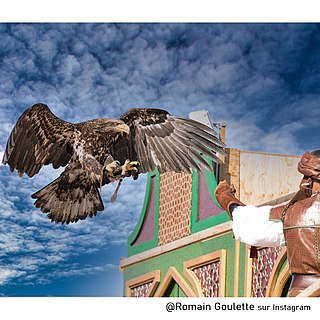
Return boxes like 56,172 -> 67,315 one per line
2,103 -> 225,224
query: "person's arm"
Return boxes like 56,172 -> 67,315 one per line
231,205 -> 285,247
215,181 -> 285,247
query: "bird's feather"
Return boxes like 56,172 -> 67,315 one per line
111,108 -> 225,174
3,103 -> 77,177
3,104 -> 226,224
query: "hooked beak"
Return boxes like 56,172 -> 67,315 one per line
116,124 -> 130,135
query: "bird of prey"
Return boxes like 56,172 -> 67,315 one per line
2,103 -> 225,224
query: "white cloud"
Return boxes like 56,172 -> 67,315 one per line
0,161 -> 146,286
0,23 -> 320,291
0,269 -> 25,285
49,263 -> 116,279
226,118 -> 304,156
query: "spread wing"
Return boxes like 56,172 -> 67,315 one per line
2,103 -> 78,177
110,108 -> 226,174
32,155 -> 104,224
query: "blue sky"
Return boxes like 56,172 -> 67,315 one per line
1,23 -> 320,296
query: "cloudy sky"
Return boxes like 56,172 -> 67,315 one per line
1,23 -> 320,296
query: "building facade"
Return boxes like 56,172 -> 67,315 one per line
120,144 -> 304,297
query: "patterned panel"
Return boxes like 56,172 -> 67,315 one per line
130,281 -> 153,297
198,173 -> 224,220
132,176 -> 156,245
251,246 -> 282,297
193,260 -> 220,297
158,172 -> 192,245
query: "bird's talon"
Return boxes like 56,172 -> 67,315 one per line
103,160 -> 122,182
119,160 -> 140,178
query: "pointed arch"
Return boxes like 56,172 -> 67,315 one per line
266,248 -> 289,297
125,270 -> 161,297
184,250 -> 226,297
154,267 -> 196,297
266,248 -> 290,297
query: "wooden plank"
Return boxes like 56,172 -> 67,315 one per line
120,221 -> 233,271
219,148 -> 240,199
229,148 -> 240,198
239,151 -> 302,205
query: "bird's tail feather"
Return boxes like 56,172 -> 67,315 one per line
32,176 -> 104,224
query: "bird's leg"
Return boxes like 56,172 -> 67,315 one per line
100,160 -> 122,191
100,159 -> 140,202
109,160 -> 140,203
104,160 -> 122,181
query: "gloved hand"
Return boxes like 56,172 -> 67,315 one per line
214,180 -> 244,219
215,180 -> 237,197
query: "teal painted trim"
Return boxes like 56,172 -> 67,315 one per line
190,166 -> 229,234
190,170 -> 199,231
127,173 -> 153,245
127,170 -> 160,256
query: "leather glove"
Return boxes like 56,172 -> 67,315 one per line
214,180 -> 244,219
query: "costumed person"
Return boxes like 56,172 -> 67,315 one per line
214,150 -> 320,297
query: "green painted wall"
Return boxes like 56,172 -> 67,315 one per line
191,169 -> 229,233
127,166 -> 228,257
127,172 -> 160,256
123,232 -> 236,297
123,164 -> 242,296
163,283 -> 187,297
237,242 -> 249,297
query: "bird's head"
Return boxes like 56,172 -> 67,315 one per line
115,122 -> 130,135
98,119 -> 130,135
